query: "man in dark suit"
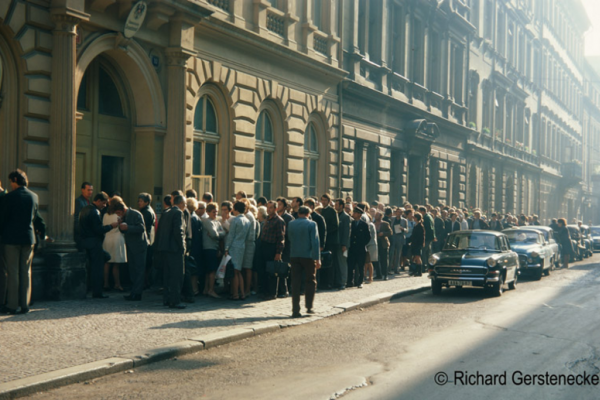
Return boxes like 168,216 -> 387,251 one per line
0,170 -> 46,314
334,198 -> 350,290
114,199 -> 149,301
79,192 -> 118,299
138,193 -> 156,288
489,213 -> 503,231
347,207 -> 371,289
74,182 -> 93,250
419,206 -> 436,272
155,195 -> 186,309
304,198 -> 326,250
433,208 -> 446,253
320,194 -> 339,289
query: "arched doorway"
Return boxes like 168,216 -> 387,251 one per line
0,33 -> 19,178
76,57 -> 132,200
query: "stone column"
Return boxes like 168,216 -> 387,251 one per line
48,14 -> 80,246
162,49 -> 191,194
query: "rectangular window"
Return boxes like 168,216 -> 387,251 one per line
497,11 -> 505,56
255,150 -> 273,199
484,0 -> 493,40
428,30 -> 441,93
192,140 -> 217,195
391,4 -> 405,75
313,0 -> 323,31
451,45 -> 464,103
412,19 -> 424,85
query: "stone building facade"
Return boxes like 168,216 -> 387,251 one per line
1,0 -> 599,298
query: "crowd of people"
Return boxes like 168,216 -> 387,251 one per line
0,167 -> 587,316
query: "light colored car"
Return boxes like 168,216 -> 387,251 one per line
502,228 -> 555,280
527,226 -> 561,269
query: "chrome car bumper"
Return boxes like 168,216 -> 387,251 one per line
429,275 -> 501,284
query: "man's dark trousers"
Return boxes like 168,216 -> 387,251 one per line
128,248 -> 147,296
163,252 -> 184,305
86,243 -> 105,297
291,257 -> 316,315
257,242 -> 277,297
347,250 -> 366,287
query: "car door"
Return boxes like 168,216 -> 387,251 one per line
502,237 -> 516,281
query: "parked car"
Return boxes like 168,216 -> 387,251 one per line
428,230 -> 519,297
579,225 -> 594,258
526,226 -> 561,269
567,225 -> 586,261
502,228 -> 554,280
590,226 -> 600,252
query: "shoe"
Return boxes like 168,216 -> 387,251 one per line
277,293 -> 288,299
1,306 -> 19,315
357,284 -> 363,289
169,303 -> 187,309
338,286 -> 346,290
383,276 -> 388,281
291,312 -> 302,318
18,307 -> 30,314
92,294 -> 109,299
306,309 -> 315,314
124,294 -> 142,301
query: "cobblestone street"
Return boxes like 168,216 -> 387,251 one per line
0,274 -> 428,384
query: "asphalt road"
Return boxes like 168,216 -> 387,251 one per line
31,255 -> 600,400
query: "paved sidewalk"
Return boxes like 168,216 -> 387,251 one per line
0,274 -> 429,384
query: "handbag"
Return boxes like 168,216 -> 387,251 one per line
216,254 -> 231,279
266,260 -> 291,278
320,251 -> 333,269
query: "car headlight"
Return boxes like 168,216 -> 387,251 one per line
428,256 -> 437,266
531,252 -> 539,258
487,258 -> 497,267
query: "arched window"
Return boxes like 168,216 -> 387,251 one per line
255,111 -> 275,199
303,123 -> 319,197
192,95 -> 218,194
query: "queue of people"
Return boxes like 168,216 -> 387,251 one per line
0,171 -> 582,317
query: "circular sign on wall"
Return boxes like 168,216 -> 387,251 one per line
124,1 -> 148,39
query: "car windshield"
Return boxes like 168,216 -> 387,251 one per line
444,233 -> 499,251
504,231 -> 539,244
591,228 -> 600,236
529,228 -> 548,240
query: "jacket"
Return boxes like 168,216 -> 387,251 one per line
0,186 -> 44,246
140,205 -> 156,245
375,220 -> 393,249
411,222 -> 426,253
121,208 -> 148,254
225,214 -> 251,269
469,218 -> 490,230
349,219 -> 371,254
154,207 -> 185,254
337,211 -> 351,248
311,211 -> 327,249
74,195 -> 91,245
78,204 -> 112,249
321,205 -> 339,249
423,212 -> 436,242
288,217 -> 320,261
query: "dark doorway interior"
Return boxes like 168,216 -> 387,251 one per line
101,155 -> 124,196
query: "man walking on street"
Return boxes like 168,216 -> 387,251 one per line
257,201 -> 285,299
334,198 -> 350,290
420,206 -> 436,273
287,206 -> 321,318
114,199 -> 149,301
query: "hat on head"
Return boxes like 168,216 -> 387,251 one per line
353,207 -> 364,215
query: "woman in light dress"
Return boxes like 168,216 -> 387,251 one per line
103,196 -> 127,291
202,202 -> 226,298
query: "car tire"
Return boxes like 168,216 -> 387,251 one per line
489,274 -> 504,297
534,262 -> 543,280
543,261 -> 550,276
431,280 -> 442,296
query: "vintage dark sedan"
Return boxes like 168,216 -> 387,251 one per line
428,230 -> 519,297
579,225 -> 594,258
567,225 -> 586,261
591,226 -> 600,252
502,228 -> 554,280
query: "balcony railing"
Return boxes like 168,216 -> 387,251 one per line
562,161 -> 583,181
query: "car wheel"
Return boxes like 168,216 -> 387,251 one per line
534,263 -> 544,280
543,261 -> 550,276
489,274 -> 504,297
555,254 -> 561,269
431,280 -> 442,295
508,272 -> 517,290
